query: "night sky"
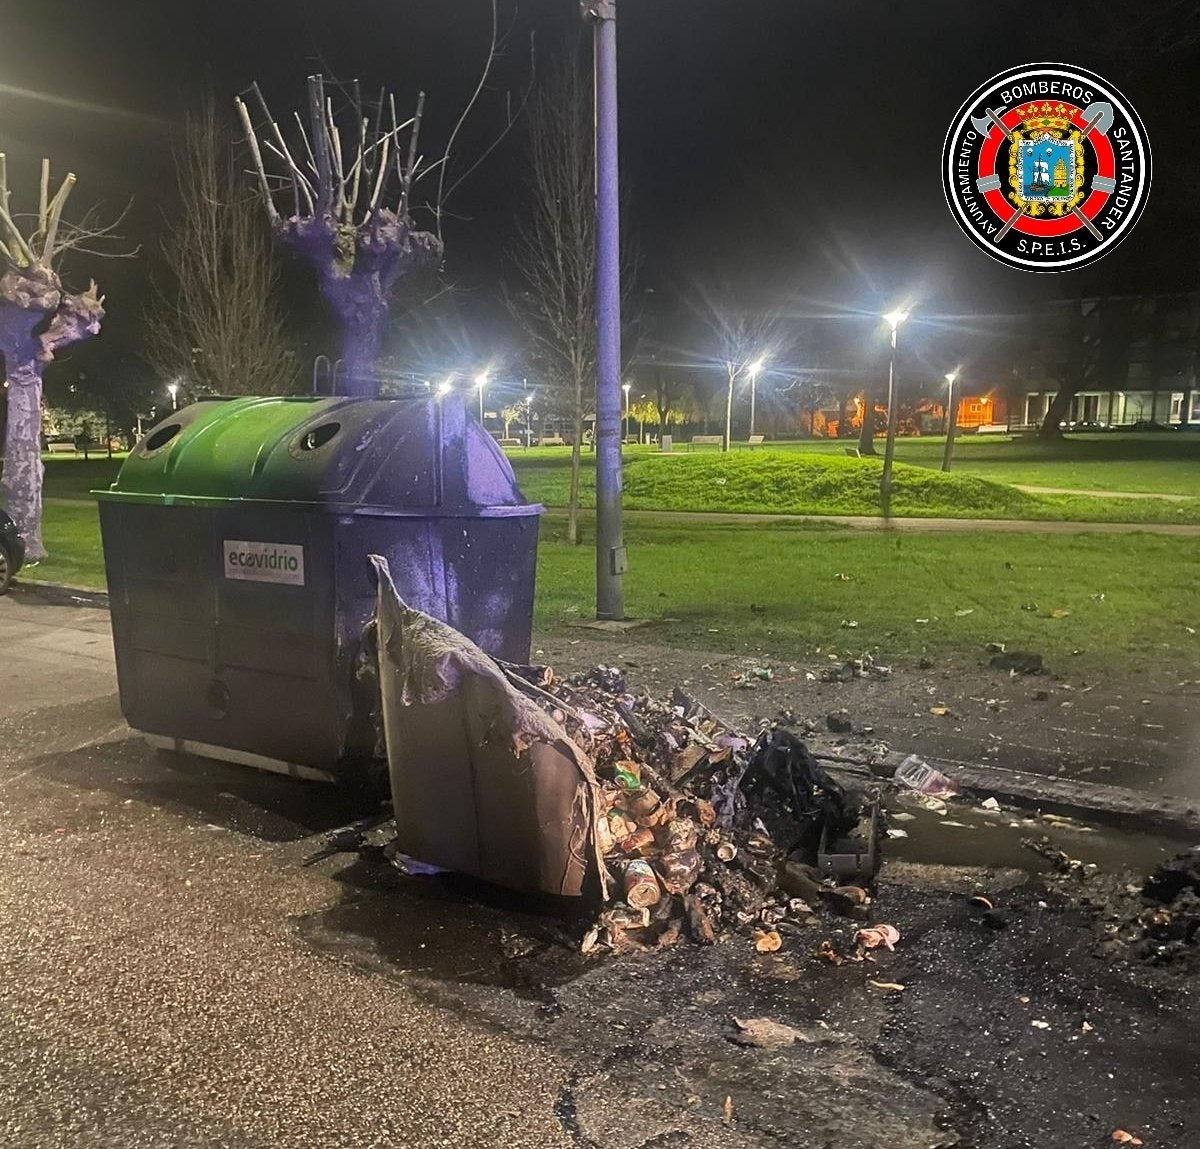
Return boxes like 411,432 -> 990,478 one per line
2,1 -> 1197,398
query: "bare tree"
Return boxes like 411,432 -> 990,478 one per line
236,6 -> 528,397
146,100 -> 297,397
235,75 -> 442,396
508,64 -> 597,545
0,157 -> 108,559
690,297 -> 785,452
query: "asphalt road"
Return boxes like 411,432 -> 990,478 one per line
2,593 -> 1198,1149
0,596 -> 694,1149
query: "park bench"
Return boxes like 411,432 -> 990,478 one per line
46,441 -> 76,454
743,434 -> 765,448
537,435 -> 566,447
687,435 -> 723,451
843,446 -> 861,458
974,423 -> 1010,435
495,437 -> 524,448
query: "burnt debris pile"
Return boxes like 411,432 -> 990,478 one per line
505,664 -> 883,952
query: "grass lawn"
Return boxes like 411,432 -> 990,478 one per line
41,456 -> 125,500
508,433 -> 1200,501
535,514 -> 1200,676
508,450 -> 1200,524
20,501 -> 1200,677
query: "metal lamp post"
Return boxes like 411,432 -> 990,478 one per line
748,356 -> 765,439
622,382 -> 631,442
879,308 -> 910,515
167,382 -> 179,411
474,371 -> 488,425
582,0 -> 625,620
941,369 -> 960,473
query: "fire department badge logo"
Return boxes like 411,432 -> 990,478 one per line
942,64 -> 1151,272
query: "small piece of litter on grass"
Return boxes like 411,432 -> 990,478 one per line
886,828 -> 909,839
868,979 -> 906,991
915,618 -> 930,625
1031,1019 -> 1051,1030
890,811 -> 916,822
731,1017 -> 805,1049
954,608 -> 974,617
1111,1131 -> 1144,1146
841,619 -> 859,629
723,1096 -> 734,1126
1081,1021 -> 1094,1033
753,928 -> 783,953
980,797 -> 1001,812
929,706 -> 949,716
1050,609 -> 1071,619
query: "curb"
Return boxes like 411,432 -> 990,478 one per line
821,749 -> 1200,841
12,580 -> 110,609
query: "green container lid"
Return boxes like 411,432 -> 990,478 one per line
95,395 -> 539,517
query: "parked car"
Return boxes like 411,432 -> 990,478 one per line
0,507 -> 26,593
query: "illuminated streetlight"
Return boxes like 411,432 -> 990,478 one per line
622,382 -> 631,442
748,356 -> 766,438
942,368 -> 962,473
167,381 -> 179,411
436,379 -> 453,398
879,308 -> 911,513
474,371 -> 489,424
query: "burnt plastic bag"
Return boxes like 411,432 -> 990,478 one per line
370,554 -> 605,897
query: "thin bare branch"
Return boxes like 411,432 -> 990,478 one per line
41,171 -> 76,260
435,0 -> 499,244
401,91 -> 426,215
442,30 -> 537,203
233,96 -> 279,223
307,75 -> 333,212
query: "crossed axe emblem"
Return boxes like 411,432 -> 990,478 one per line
970,101 -> 1115,243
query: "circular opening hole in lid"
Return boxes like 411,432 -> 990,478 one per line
143,423 -> 182,452
299,422 -> 341,451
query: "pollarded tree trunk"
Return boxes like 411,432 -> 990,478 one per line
285,209 -> 441,397
1,359 -> 45,559
0,157 -> 107,560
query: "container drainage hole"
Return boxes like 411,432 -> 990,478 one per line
299,422 -> 341,451
143,423 -> 182,452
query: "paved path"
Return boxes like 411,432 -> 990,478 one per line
552,507 -> 1200,535
1014,484 -> 1197,502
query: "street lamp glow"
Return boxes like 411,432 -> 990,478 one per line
942,367 -> 962,473
747,357 -> 766,437
167,381 -> 179,410
474,371 -> 488,422
878,308 -> 912,512
436,379 -> 453,397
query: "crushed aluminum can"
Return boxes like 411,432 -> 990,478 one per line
623,859 -> 663,908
